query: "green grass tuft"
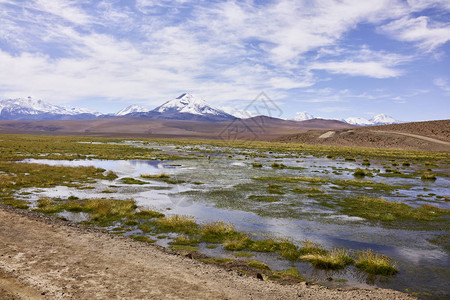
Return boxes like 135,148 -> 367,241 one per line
355,249 -> 397,275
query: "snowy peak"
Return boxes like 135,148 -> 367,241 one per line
292,112 -> 314,121
151,93 -> 235,121
219,106 -> 256,119
370,113 -> 396,125
344,117 -> 373,126
344,114 -> 398,126
116,105 -> 150,116
155,93 -> 216,115
0,97 -> 100,120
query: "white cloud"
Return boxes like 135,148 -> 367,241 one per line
434,78 -> 450,92
310,61 -> 402,78
380,16 -> 450,51
0,0 -> 447,112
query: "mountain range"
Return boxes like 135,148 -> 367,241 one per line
0,94 -> 399,126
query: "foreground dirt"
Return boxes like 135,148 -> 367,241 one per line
0,205 -> 415,300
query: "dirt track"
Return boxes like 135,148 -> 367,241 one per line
0,205 -> 415,300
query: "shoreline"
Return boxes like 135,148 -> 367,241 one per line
0,204 -> 415,299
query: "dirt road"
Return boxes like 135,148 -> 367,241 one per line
0,205 -> 415,299
371,130 -> 450,146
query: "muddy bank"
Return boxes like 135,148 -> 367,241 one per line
0,205 -> 415,299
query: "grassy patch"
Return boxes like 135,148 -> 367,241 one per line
339,196 -> 449,222
353,168 -> 373,177
247,260 -> 271,271
154,215 -> 198,234
129,235 -> 156,243
223,234 -> 252,251
134,209 -> 165,219
233,252 -> 254,258
271,162 -> 286,169
169,245 -> 199,253
274,268 -> 305,280
300,248 -> 354,270
299,239 -> 328,256
248,195 -> 279,202
140,173 -> 170,179
198,258 -> 234,264
121,177 -> 147,185
0,198 -> 29,209
355,249 -> 398,275
200,221 -> 236,243
292,186 -> 323,194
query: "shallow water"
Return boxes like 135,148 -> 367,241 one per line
18,144 -> 450,298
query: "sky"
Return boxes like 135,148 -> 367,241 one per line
0,0 -> 449,121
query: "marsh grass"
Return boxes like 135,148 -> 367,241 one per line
421,173 -> 437,180
0,198 -> 29,209
223,234 -> 252,251
292,187 -> 323,194
233,252 -> 254,258
169,245 -> 199,253
0,162 -> 117,190
300,248 -> 354,270
252,162 -> 263,168
248,195 -> 279,202
274,268 -> 305,280
121,177 -> 147,185
299,239 -> 328,256
355,249 -> 397,275
353,168 -> 373,177
140,173 -> 170,179
200,221 -> 236,243
248,238 -> 280,252
198,258 -> 234,264
129,235 -> 156,244
271,162 -> 286,169
339,196 -> 449,222
134,209 -> 165,219
154,215 -> 198,234
247,260 -> 271,271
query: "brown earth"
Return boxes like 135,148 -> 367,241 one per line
0,205 -> 415,300
0,116 -> 352,140
278,120 -> 450,152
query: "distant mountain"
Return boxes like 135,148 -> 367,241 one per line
344,117 -> 373,126
344,114 -> 398,126
134,93 -> 236,122
292,112 -> 314,121
370,113 -> 397,125
219,106 -> 256,119
115,105 -> 150,116
0,97 -> 100,120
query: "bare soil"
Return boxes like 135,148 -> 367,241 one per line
278,120 -> 450,152
0,205 -> 415,299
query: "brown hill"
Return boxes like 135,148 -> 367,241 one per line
0,116 -> 352,140
278,119 -> 450,152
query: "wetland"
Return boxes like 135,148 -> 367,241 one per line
0,134 -> 448,299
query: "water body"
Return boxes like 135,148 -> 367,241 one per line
19,144 -> 450,298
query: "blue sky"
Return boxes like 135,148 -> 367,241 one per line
0,0 -> 449,121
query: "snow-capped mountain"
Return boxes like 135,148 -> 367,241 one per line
219,106 -> 256,119
292,112 -> 314,121
115,105 -> 150,116
344,117 -> 373,126
0,97 -> 100,120
143,93 -> 236,121
343,114 -> 398,126
370,113 -> 397,125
